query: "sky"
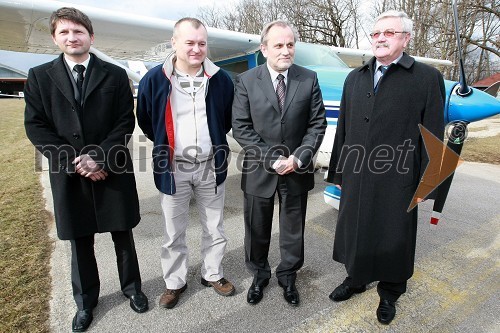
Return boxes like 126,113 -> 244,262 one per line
64,0 -> 222,20
0,0 -> 223,73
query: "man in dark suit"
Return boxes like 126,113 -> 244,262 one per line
326,10 -> 445,325
232,20 -> 326,307
24,7 -> 148,332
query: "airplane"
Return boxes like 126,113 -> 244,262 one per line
0,91 -> 24,98
1,0 -> 498,225
127,60 -> 149,96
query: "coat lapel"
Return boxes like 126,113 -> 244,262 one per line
83,54 -> 107,103
363,53 -> 415,89
46,54 -> 78,108
282,64 -> 300,116
257,65 -> 281,114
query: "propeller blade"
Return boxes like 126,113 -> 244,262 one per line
452,0 -> 472,96
483,81 -> 500,97
431,121 -> 467,227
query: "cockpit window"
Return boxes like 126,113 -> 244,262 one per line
257,42 -> 348,68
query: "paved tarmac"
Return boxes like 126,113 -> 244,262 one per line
41,130 -> 500,333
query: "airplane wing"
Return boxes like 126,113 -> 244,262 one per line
331,46 -> 453,68
0,0 -> 261,62
1,0 -> 453,68
0,92 -> 24,98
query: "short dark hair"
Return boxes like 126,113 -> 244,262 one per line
173,17 -> 206,38
50,7 -> 94,36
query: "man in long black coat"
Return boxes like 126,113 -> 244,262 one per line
24,7 -> 148,332
326,10 -> 445,325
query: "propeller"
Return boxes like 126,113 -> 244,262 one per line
429,0 -> 471,227
430,121 -> 466,227
483,82 -> 500,97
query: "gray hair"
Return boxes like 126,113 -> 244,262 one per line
260,20 -> 299,45
374,10 -> 413,35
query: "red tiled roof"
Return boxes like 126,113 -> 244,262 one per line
473,73 -> 500,87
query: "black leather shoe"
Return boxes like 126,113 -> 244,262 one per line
329,283 -> 366,302
377,299 -> 396,324
72,309 -> 93,332
278,281 -> 300,306
246,279 -> 269,305
128,291 -> 149,313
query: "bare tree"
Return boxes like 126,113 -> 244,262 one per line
198,0 -> 363,47
198,0 -> 499,82
199,0 -> 285,34
372,0 -> 499,82
285,0 -> 362,47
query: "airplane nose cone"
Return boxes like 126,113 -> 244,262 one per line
447,84 -> 500,123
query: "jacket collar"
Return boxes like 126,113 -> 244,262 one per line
359,52 -> 415,73
47,54 -> 77,107
47,53 -> 107,106
83,54 -> 107,101
162,52 -> 220,80
256,64 -> 301,116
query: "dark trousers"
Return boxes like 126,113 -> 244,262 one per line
244,177 -> 308,286
70,230 -> 142,310
377,281 -> 407,302
344,276 -> 407,302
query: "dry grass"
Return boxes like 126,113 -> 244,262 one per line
461,134 -> 500,164
0,99 -> 52,333
467,126 -> 488,132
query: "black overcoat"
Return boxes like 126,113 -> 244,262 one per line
24,54 -> 140,240
327,54 -> 445,285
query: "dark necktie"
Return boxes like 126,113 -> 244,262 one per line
374,65 -> 388,93
276,74 -> 286,112
74,64 -> 85,103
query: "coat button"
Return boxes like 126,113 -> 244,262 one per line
73,133 -> 80,139
281,140 -> 285,143
281,119 -> 285,124
367,92 -> 372,98
364,116 -> 369,122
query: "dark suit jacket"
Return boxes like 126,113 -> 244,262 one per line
232,64 -> 326,198
24,53 -> 140,240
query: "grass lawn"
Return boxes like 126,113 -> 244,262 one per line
0,99 -> 52,333
461,134 -> 500,164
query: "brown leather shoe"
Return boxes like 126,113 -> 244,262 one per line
201,277 -> 235,296
159,284 -> 187,309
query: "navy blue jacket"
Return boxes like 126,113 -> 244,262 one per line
137,63 -> 234,194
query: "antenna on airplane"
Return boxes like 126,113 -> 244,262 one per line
451,0 -> 472,97
430,0 -> 472,227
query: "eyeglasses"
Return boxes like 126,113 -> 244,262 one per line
370,29 -> 407,39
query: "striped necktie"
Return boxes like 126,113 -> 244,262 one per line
374,65 -> 389,93
74,64 -> 85,103
276,74 -> 286,112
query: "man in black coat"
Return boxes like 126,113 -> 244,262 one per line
326,10 -> 445,325
232,20 -> 326,307
24,7 -> 148,332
